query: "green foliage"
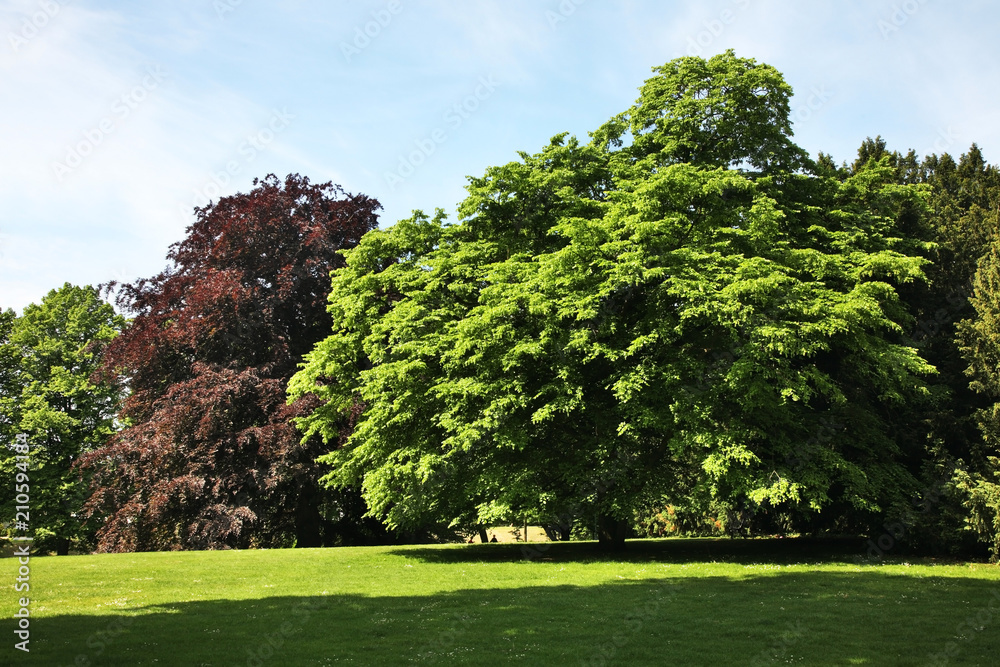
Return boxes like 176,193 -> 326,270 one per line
838,140 -> 1000,556
790,138 -> 1000,556
0,284 -> 125,554
957,241 -> 1000,559
590,50 -> 811,173
633,503 -> 726,538
292,52 -> 936,547
915,146 -> 1000,557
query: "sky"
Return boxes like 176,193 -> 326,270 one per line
1,0 -> 996,313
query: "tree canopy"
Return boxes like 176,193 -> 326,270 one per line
957,234 -> 1000,558
78,174 -> 382,551
7,51 -> 997,558
0,284 -> 125,554
290,52 -> 936,549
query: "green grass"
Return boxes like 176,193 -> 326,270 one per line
3,538 -> 1000,666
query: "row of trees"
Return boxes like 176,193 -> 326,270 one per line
2,51 -> 998,555
2,176 -> 395,552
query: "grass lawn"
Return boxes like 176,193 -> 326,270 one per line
3,538 -> 1000,666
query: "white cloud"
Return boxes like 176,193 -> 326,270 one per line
0,1 -> 314,309
1,0 -> 998,311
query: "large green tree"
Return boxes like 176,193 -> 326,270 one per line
0,284 -> 125,554
291,52 -> 935,549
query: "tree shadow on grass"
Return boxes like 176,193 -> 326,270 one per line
388,536 -> 878,565
11,569 -> 1000,666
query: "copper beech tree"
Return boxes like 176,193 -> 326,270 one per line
79,174 -> 380,551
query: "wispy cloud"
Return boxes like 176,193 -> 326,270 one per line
1,1 -> 997,311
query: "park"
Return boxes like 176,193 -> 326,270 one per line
3,538 -> 1000,665
3,12 -> 1000,664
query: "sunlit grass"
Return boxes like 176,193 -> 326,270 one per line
3,538 -> 999,665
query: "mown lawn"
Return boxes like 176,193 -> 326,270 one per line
2,538 -> 999,666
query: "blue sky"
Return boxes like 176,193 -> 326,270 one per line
1,0 -> 996,312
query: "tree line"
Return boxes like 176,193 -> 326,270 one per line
2,51 -> 998,556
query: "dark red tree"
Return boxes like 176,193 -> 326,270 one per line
79,174 -> 380,551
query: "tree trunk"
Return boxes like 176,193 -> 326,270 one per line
543,517 -> 574,541
478,527 -> 489,543
558,517 -> 573,541
597,513 -> 628,551
294,486 -> 323,548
